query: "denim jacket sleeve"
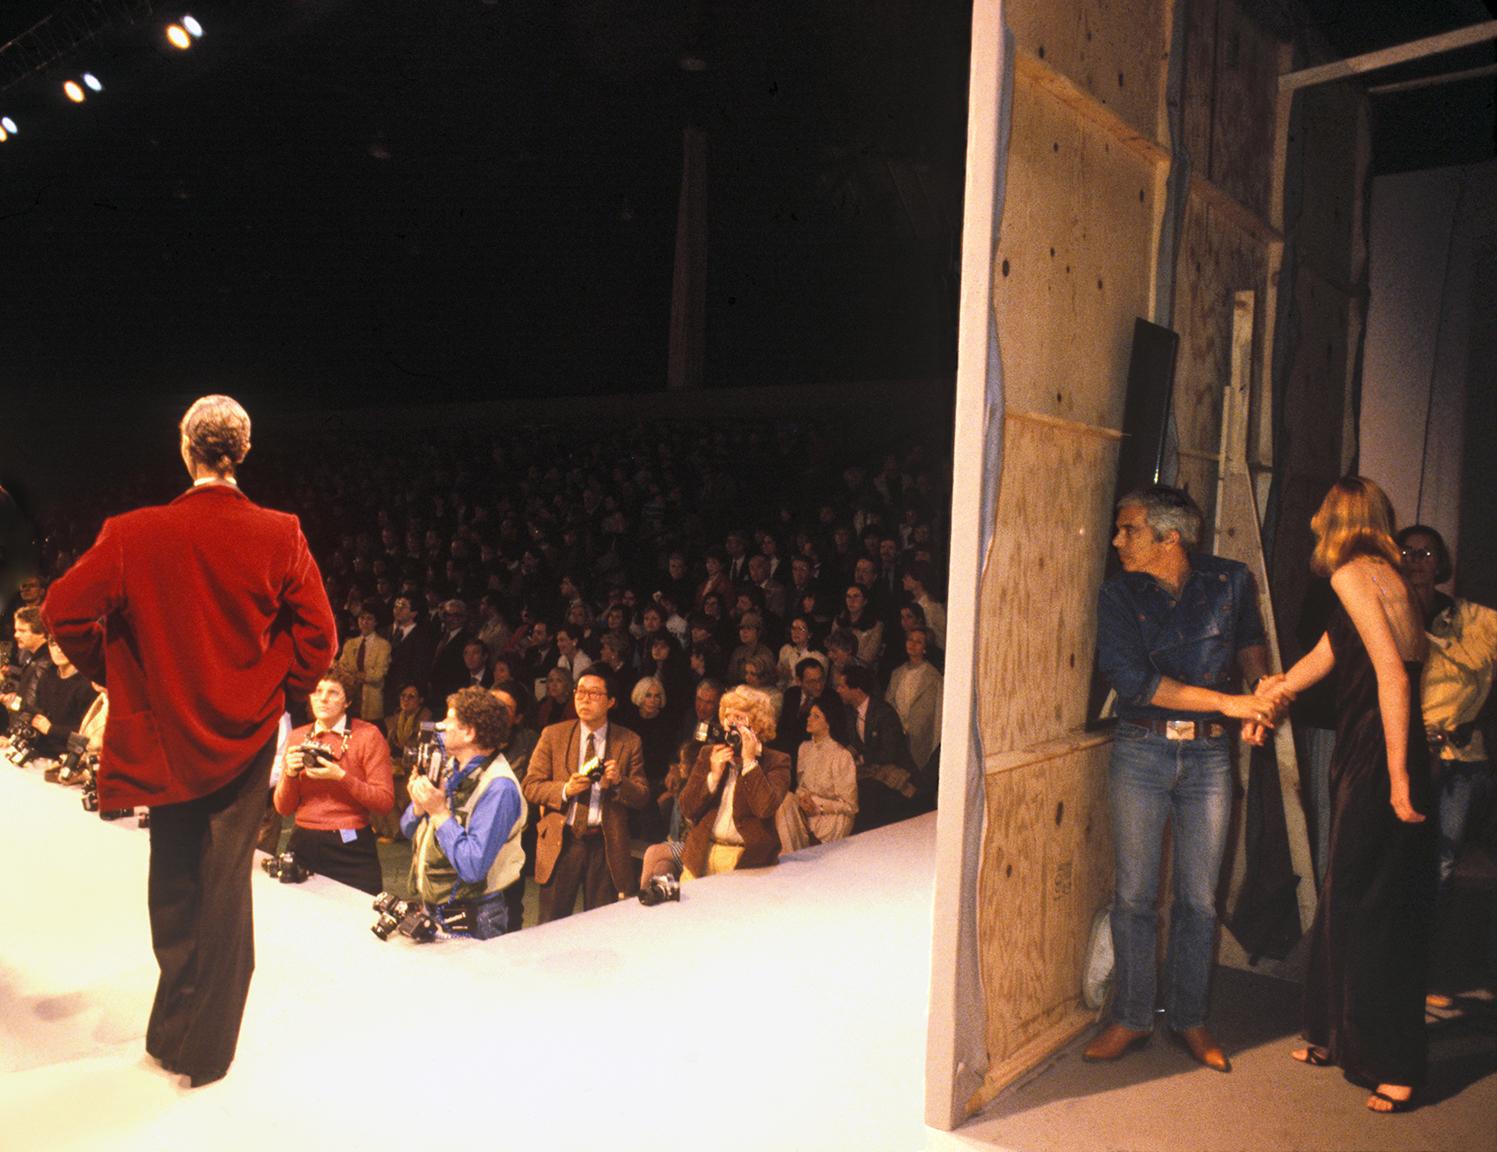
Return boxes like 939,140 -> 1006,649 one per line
1097,579 -> 1160,708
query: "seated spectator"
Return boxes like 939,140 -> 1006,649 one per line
552,623 -> 594,683
375,684 -> 432,842
596,629 -> 639,700
678,685 -> 791,880
630,674 -> 676,842
903,560 -> 948,651
644,633 -> 693,728
776,657 -> 846,763
475,592 -> 511,657
678,677 -> 724,744
700,591 -> 734,649
695,550 -> 733,610
886,625 -> 943,774
535,667 -> 578,729
402,687 -> 526,939
273,668 -> 395,894
563,598 -> 599,657
824,628 -> 860,678
834,663 -> 920,832
1,606 -> 52,735
747,554 -> 788,623
29,636 -> 99,762
337,609 -> 390,721
429,599 -> 477,703
387,594 -> 436,701
686,612 -> 726,681
727,612 -> 775,686
775,702 -> 858,852
776,616 -> 826,688
741,654 -> 783,719
521,618 -> 558,688
460,638 -> 494,690
837,585 -> 885,669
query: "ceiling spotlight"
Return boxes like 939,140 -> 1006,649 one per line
166,23 -> 192,49
1,117 -> 15,134
182,15 -> 204,38
82,72 -> 104,92
63,80 -> 86,103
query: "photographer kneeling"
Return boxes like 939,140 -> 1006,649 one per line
401,686 -> 526,939
273,667 -> 394,894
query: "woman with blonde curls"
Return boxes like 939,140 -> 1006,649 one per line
1260,477 -> 1435,1114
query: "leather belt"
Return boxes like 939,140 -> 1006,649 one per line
1127,718 -> 1228,741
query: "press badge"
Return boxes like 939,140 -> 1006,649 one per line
340,828 -> 358,843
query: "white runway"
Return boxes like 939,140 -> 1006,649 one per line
1,767 -> 938,1152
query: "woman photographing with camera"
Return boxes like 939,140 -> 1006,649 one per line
273,667 -> 395,894
1259,478 -> 1435,1114
678,685 -> 791,880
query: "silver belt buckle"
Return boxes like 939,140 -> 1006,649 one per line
1165,719 -> 1196,741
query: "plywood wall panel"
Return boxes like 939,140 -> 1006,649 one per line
996,77 -> 1161,430
977,417 -> 1119,753
1294,83 -> 1368,288
1207,0 -> 1279,223
1006,0 -> 1169,142
1172,195 -> 1268,494
978,743 -> 1113,1069
1181,0 -> 1220,172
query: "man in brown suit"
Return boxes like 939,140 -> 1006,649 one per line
522,669 -> 647,922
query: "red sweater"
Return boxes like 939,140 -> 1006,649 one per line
43,483 -> 336,809
273,718 -> 394,829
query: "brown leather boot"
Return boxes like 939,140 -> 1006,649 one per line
1081,1023 -> 1151,1062
1172,1025 -> 1230,1073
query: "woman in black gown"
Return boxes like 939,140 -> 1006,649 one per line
1262,477 -> 1435,1113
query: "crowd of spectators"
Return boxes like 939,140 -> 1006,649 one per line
4,414 -> 951,933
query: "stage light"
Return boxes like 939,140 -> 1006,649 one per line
0,128 -> 7,143
82,73 -> 104,92
182,15 -> 204,38
166,23 -> 191,49
1,117 -> 16,134
64,80 -> 86,103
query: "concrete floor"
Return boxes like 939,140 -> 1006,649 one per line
932,865 -> 1497,1152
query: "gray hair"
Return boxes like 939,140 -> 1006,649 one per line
1118,485 -> 1202,549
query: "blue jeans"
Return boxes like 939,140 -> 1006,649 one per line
1108,724 -> 1232,1031
1437,758 -> 1494,889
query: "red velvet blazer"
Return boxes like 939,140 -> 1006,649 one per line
42,483 -> 336,809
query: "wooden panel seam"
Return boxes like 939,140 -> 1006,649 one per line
1188,175 -> 1283,245
1004,408 -> 1125,441
1014,51 -> 1169,167
984,730 -> 1114,776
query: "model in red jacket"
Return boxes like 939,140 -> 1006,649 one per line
43,395 -> 336,1088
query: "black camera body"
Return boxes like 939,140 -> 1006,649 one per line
692,720 -> 743,754
57,732 -> 97,786
293,740 -> 336,772
83,785 -> 132,821
4,716 -> 40,766
262,850 -> 313,884
409,722 -> 451,785
638,873 -> 680,906
371,891 -> 439,943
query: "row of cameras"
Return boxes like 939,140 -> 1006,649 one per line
0,16 -> 207,141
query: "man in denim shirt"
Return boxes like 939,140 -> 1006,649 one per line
1085,486 -> 1272,1073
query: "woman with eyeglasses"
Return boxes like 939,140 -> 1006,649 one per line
1258,479 -> 1435,1114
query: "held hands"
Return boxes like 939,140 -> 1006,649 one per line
796,791 -> 819,816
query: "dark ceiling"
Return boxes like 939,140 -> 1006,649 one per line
0,0 -> 1491,418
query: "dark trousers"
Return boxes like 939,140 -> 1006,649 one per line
145,737 -> 274,1082
286,825 -> 384,895
538,829 -> 616,923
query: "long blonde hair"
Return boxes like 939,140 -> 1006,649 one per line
1309,476 -> 1401,576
